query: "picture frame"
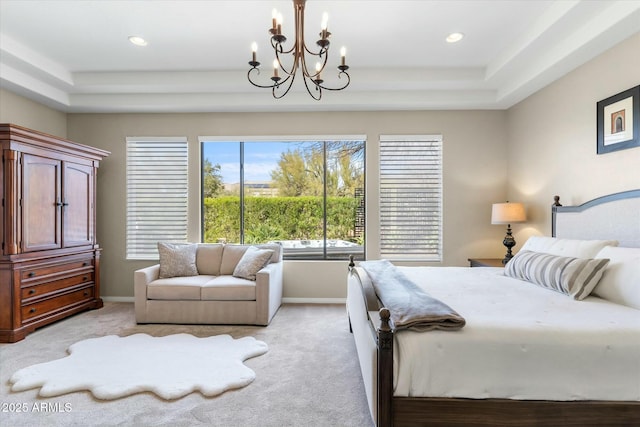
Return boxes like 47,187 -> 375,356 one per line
597,85 -> 640,154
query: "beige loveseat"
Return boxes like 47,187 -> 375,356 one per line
134,243 -> 283,326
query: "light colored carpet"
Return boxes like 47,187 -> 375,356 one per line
10,334 -> 268,400
0,303 -> 373,427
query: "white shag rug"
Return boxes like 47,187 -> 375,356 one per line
10,333 -> 268,400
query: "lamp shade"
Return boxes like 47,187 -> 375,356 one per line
491,202 -> 526,224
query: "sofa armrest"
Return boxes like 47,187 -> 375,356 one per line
255,261 -> 284,325
134,264 -> 160,323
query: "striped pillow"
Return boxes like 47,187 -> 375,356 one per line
505,251 -> 610,300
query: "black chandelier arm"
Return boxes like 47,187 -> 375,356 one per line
272,69 -> 298,99
271,37 -> 296,56
299,51 -> 324,80
274,49 -> 300,78
301,74 -> 323,101
316,70 -> 350,91
247,67 -> 294,90
247,67 -> 273,89
304,41 -> 329,58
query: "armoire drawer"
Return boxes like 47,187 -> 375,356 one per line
21,286 -> 94,322
21,272 -> 94,301
21,258 -> 94,282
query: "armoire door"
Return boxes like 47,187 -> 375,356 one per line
63,161 -> 94,247
22,153 -> 62,252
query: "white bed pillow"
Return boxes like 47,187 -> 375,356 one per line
593,246 -> 640,310
520,236 -> 618,259
505,251 -> 610,300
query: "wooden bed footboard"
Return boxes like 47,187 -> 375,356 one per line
371,304 -> 640,427
363,301 -> 640,427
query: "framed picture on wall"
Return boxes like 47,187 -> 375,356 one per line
597,85 -> 640,154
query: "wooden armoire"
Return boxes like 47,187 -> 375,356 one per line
0,124 -> 110,343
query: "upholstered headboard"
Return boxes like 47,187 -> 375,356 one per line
552,189 -> 640,248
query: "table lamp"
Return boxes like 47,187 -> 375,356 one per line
491,202 -> 527,264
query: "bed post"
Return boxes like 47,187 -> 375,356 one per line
551,195 -> 562,236
378,308 -> 394,427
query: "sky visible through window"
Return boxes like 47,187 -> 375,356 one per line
203,141 -> 298,184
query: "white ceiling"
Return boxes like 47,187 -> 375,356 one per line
1,0 -> 639,113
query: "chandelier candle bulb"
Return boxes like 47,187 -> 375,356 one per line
277,12 -> 283,35
321,12 -> 328,39
273,59 -> 279,78
251,43 -> 257,62
272,9 -> 277,31
340,47 -> 346,66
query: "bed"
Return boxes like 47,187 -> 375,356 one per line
347,190 -> 640,426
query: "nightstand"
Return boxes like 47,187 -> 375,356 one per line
468,258 -> 504,268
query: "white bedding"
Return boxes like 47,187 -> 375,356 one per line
393,266 -> 640,401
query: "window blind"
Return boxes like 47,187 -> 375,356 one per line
126,137 -> 188,260
379,135 -> 442,260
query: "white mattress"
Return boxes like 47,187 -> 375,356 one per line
392,266 -> 640,401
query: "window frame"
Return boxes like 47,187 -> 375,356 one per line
199,135 -> 366,261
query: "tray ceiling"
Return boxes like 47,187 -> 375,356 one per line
1,0 -> 639,113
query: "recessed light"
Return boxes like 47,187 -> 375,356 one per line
128,36 -> 148,46
446,32 -> 464,43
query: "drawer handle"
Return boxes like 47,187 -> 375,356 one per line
29,308 -> 36,314
29,289 -> 36,295
84,291 -> 89,296
28,272 -> 35,277
83,262 -> 89,266
83,276 -> 88,281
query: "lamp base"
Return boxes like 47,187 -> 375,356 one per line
502,224 -> 516,265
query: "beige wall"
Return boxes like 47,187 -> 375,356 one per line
506,32 -> 640,245
66,111 -> 508,300
8,33 -> 637,301
0,88 -> 67,137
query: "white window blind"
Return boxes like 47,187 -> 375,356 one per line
379,135 -> 442,260
126,137 -> 188,260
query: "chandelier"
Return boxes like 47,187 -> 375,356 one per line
247,0 -> 350,100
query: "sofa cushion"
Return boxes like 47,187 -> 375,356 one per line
233,246 -> 274,280
147,275 -> 215,300
158,242 -> 198,278
220,245 -> 251,275
256,243 -> 282,263
196,243 -> 224,275
201,276 -> 256,301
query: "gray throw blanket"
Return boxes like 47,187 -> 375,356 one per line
359,260 -> 466,332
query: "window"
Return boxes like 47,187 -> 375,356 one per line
126,137 -> 188,260
201,137 -> 365,260
379,135 -> 442,261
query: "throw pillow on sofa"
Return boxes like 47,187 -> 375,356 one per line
158,242 -> 199,278
233,246 -> 274,281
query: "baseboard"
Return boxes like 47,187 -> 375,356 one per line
102,296 -> 345,304
282,298 -> 346,304
102,296 -> 135,303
